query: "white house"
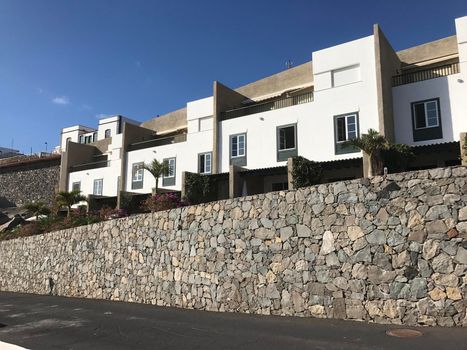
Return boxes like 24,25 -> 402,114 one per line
58,15 -> 467,203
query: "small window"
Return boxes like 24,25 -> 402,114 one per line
277,124 -> 298,161
66,137 -> 71,144
231,134 -> 246,158
166,158 -> 176,178
105,129 -> 111,138
278,126 -> 296,150
162,158 -> 176,186
334,113 -> 360,155
72,182 -> 81,192
93,179 -> 103,196
411,98 -> 442,142
79,135 -> 84,144
335,114 -> 358,143
131,162 -> 144,189
229,134 -> 246,166
413,100 -> 440,129
199,152 -> 212,174
92,132 -> 97,142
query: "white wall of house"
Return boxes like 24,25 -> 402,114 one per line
125,96 -> 214,193
393,17 -> 467,146
392,74 -> 467,145
60,125 -> 96,151
218,35 -> 378,172
68,134 -> 123,197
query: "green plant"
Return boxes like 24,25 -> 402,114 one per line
143,158 -> 169,193
55,190 -> 87,217
22,201 -> 51,220
184,173 -> 214,204
291,156 -> 322,188
346,129 -> 388,176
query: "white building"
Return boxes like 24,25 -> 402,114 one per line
59,15 -> 467,204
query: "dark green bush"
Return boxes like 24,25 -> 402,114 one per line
292,156 -> 323,188
184,173 -> 215,204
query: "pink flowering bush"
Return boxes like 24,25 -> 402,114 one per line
140,193 -> 187,212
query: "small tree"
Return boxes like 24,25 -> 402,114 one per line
143,158 -> 169,193
346,129 -> 388,176
55,190 -> 86,217
22,201 -> 51,220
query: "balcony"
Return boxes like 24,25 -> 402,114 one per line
392,62 -> 460,87
221,91 -> 314,121
127,133 -> 187,152
70,159 -> 109,172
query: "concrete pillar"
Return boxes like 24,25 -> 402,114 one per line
229,165 -> 244,199
460,132 -> 467,166
287,158 -> 294,190
363,152 -> 372,178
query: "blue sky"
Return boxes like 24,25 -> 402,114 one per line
0,0 -> 466,154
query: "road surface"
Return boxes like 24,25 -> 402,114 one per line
0,292 -> 465,349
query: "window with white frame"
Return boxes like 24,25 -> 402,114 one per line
413,99 -> 439,129
199,152 -> 212,174
165,158 -> 176,178
335,114 -> 358,143
105,129 -> 111,138
278,125 -> 296,151
132,162 -> 144,189
93,179 -> 103,196
231,134 -> 246,158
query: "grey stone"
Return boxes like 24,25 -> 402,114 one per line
455,247 -> 467,264
320,231 -> 335,255
366,229 -> 386,245
296,224 -> 312,238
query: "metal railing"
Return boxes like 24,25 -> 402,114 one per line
392,62 -> 459,87
221,91 -> 314,120
70,160 -> 109,172
128,133 -> 187,152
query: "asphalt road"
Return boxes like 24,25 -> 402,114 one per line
0,292 -> 466,350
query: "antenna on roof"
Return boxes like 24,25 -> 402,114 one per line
285,60 -> 293,69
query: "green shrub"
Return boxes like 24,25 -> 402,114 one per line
184,173 -> 215,204
291,156 -> 323,188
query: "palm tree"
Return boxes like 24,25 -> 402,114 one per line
346,129 -> 388,176
22,202 -> 51,220
55,190 -> 86,217
143,158 -> 169,194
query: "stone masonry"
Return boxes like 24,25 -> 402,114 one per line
0,157 -> 60,206
0,166 -> 466,326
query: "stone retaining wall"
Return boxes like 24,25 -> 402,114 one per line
0,157 -> 60,206
0,166 -> 466,326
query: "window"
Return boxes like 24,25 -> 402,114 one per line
277,124 -> 297,161
72,182 -> 81,192
80,135 -> 92,144
162,158 -> 176,186
413,100 -> 439,129
93,179 -> 103,196
199,152 -> 212,174
66,137 -> 71,144
411,98 -> 442,142
79,135 -> 84,144
231,134 -> 245,158
92,132 -> 97,142
165,158 -> 176,178
105,129 -> 111,138
230,133 -> 247,166
131,162 -> 144,189
335,114 -> 358,143
334,113 -> 360,154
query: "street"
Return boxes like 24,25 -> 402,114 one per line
0,292 -> 465,349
